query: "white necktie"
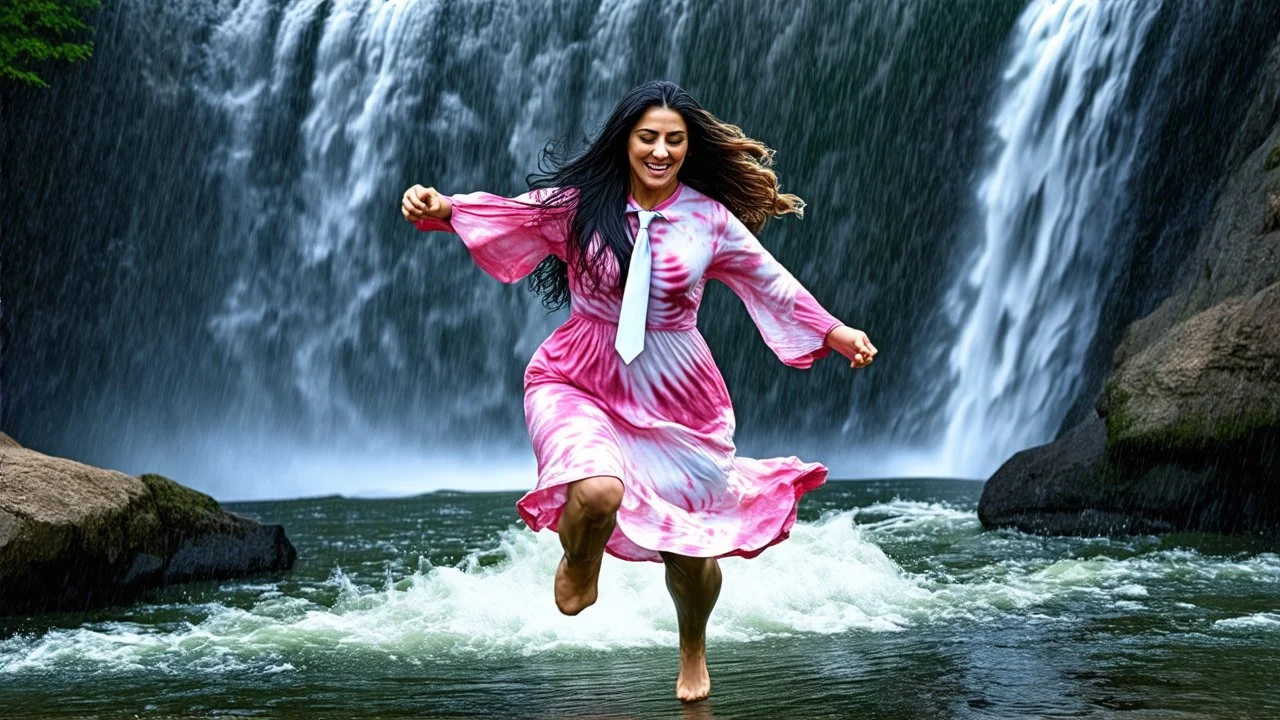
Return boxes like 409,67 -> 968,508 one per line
615,209 -> 661,364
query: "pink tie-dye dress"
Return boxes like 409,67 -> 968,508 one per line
415,181 -> 844,562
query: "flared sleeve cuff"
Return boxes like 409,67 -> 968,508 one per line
706,204 -> 844,369
413,188 -> 570,284
788,293 -> 845,369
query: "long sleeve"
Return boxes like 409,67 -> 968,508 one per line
414,186 -> 573,284
705,204 -> 844,369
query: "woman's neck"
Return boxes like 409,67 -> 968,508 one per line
629,179 -> 679,210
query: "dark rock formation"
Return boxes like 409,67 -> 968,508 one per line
0,433 -> 296,615
980,38 -> 1280,540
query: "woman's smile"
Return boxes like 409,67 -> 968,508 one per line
644,161 -> 672,178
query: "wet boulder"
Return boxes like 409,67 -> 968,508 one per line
1098,281 -> 1280,457
0,433 -> 296,615
980,284 -> 1280,539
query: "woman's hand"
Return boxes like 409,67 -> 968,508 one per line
824,325 -> 877,369
401,185 -> 453,222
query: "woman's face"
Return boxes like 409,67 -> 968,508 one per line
627,105 -> 687,198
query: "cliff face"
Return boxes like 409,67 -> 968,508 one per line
979,38 -> 1280,539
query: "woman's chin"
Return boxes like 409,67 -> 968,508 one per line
633,173 -> 678,195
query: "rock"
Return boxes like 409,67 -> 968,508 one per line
983,292 -> 1280,541
978,415 -> 1124,535
982,279 -> 1280,538
1114,44 -> 1280,370
980,413 -> 1279,538
1099,281 -> 1280,456
0,433 -> 296,615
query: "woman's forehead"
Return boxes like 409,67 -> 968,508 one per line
633,106 -> 686,133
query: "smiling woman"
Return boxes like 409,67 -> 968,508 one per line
400,80 -> 877,704
629,107 -> 688,206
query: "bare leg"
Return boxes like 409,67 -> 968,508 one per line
554,475 -> 623,615
661,551 -> 722,703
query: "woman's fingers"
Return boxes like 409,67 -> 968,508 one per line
401,185 -> 438,222
848,335 -> 875,369
855,332 -> 877,359
406,185 -> 427,213
855,333 -> 874,356
402,194 -> 422,221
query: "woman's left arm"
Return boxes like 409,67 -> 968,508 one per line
706,204 -> 876,370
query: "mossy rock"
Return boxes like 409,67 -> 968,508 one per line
1266,145 -> 1280,171
139,473 -> 243,539
1099,377 -> 1132,448
1,445 -> 295,615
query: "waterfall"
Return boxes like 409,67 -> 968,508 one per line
22,0 -> 1270,498
930,0 -> 1162,478
199,0 -> 701,440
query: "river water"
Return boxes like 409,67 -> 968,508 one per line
2,479 -> 1277,719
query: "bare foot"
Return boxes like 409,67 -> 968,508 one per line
676,647 -> 711,703
555,552 -> 602,615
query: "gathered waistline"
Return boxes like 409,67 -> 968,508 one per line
569,310 -> 697,331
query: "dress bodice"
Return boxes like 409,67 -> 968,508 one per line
568,183 -> 712,331
414,180 -> 843,369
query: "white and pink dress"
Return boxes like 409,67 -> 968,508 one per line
415,181 -> 843,562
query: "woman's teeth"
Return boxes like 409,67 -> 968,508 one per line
645,162 -> 670,174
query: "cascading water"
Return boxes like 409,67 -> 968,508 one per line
4,0 -> 1274,498
927,0 -> 1162,479
5,0 -> 1028,497
202,0 -> 703,439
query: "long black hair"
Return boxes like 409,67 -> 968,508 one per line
525,80 -> 804,311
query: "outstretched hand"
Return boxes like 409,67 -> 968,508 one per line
401,184 -> 453,223
824,325 -> 878,369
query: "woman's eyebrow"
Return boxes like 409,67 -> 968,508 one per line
636,128 -> 686,135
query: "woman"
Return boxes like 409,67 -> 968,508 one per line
400,80 -> 876,703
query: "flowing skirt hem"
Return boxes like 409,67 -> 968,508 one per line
515,460 -> 828,563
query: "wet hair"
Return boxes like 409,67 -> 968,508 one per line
525,79 -> 804,311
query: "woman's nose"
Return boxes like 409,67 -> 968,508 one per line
653,140 -> 670,159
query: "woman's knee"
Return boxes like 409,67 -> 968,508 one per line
568,475 -> 624,518
661,552 -> 719,580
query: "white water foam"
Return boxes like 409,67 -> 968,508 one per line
4,503 -> 1278,676
1213,613 -> 1280,631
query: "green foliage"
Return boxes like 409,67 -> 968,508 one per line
0,0 -> 100,88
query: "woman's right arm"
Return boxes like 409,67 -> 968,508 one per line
401,185 -> 574,284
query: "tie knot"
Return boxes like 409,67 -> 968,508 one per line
636,210 -> 661,229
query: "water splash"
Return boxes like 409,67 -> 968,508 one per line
6,502 -> 1277,677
